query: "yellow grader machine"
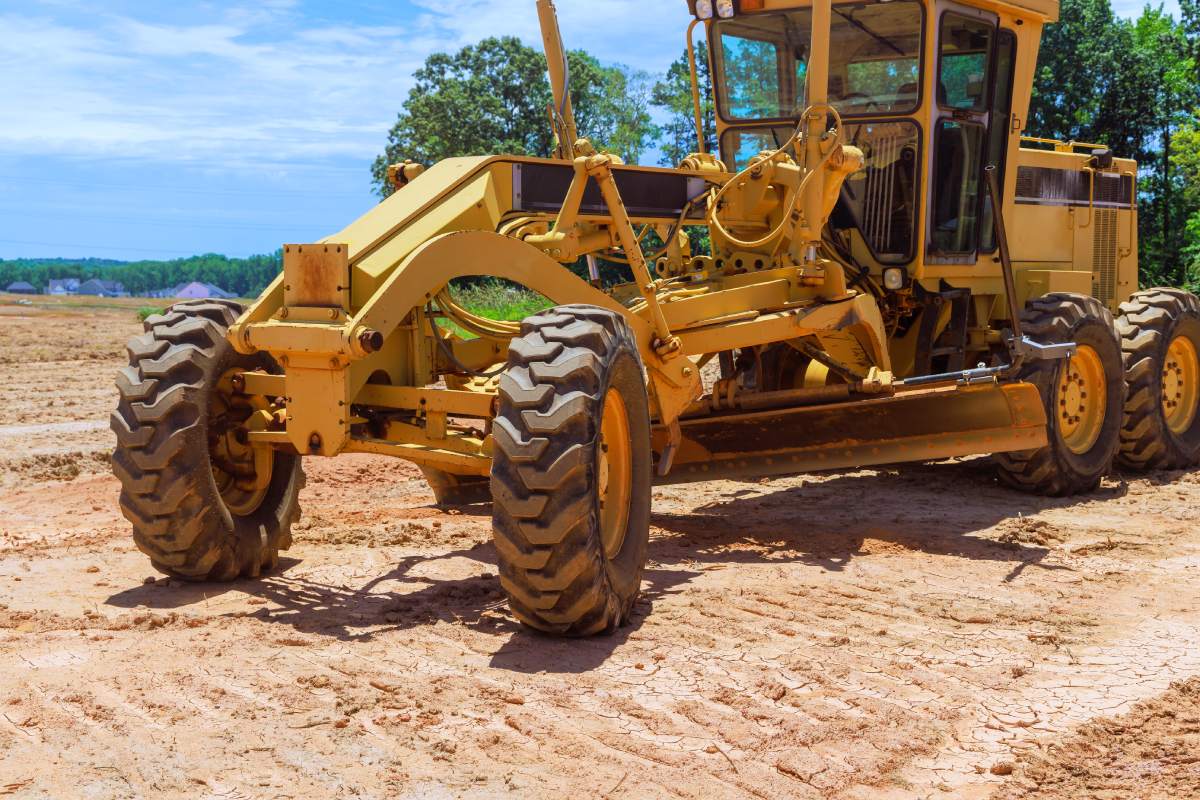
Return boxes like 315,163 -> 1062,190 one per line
113,0 -> 1200,635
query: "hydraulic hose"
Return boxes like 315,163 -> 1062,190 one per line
706,104 -> 843,255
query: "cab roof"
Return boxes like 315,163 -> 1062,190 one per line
688,0 -> 1059,24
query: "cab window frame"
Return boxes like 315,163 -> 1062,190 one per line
979,27 -> 1019,254
927,8 -> 999,260
709,0 -> 928,126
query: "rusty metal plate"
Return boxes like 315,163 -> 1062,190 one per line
283,243 -> 350,309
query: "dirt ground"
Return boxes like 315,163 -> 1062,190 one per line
2,297 -> 1199,799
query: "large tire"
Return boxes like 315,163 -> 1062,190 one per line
996,293 -> 1124,496
111,300 -> 304,581
1117,288 -> 1200,470
490,305 -> 652,636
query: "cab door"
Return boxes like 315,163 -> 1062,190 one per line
927,5 -> 998,263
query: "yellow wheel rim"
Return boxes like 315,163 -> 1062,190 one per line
209,370 -> 274,517
1056,345 -> 1107,456
597,388 -> 632,560
1162,335 -> 1200,435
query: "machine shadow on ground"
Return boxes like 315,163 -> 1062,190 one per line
105,458 -> 1146,669
648,459 -> 1129,579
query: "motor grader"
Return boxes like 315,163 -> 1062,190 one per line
113,0 -> 1200,636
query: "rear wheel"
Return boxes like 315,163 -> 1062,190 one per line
490,305 -> 652,636
111,300 -> 303,580
1117,289 -> 1200,470
996,293 -> 1124,496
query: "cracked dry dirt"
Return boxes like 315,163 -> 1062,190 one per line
1,301 -> 1199,799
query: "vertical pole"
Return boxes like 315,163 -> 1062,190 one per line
985,165 -> 1024,344
686,19 -> 707,156
536,0 -> 579,159
800,0 -> 833,260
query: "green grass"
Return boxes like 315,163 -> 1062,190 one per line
137,306 -> 166,321
448,280 -> 552,322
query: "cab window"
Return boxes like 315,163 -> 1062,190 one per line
938,14 -> 993,111
713,1 -> 924,122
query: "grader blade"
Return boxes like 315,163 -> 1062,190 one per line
655,382 -> 1047,485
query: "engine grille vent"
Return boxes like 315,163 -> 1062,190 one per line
1093,209 -> 1118,307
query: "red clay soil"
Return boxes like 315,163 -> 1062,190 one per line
1,302 -> 1199,798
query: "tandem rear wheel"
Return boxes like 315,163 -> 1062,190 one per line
1117,289 -> 1200,470
490,305 -> 653,636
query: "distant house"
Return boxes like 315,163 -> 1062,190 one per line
5,281 -> 38,294
76,279 -> 128,297
46,278 -> 81,295
171,281 -> 236,300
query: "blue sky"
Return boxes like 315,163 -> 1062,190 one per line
0,0 -> 1181,262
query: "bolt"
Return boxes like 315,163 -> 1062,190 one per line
328,308 -> 340,320
682,366 -> 694,378
358,329 -> 384,354
230,373 -> 246,395
279,307 -> 289,319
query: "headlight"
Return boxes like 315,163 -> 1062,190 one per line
884,268 -> 905,290
695,0 -> 714,19
716,0 -> 736,17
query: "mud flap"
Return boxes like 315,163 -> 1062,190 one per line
652,382 -> 1047,484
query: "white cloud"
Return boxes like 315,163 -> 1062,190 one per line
0,2 -> 688,172
2,0 -> 1162,174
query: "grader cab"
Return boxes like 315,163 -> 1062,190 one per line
113,0 -> 1200,635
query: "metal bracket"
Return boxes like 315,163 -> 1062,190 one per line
656,421 -> 681,478
1011,336 -> 1076,362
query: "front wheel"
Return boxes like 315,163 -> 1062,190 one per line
111,300 -> 303,581
490,305 -> 652,636
996,293 -> 1125,496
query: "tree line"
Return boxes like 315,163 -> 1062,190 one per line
0,253 -> 282,298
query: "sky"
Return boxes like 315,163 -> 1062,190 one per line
0,0 -> 1181,262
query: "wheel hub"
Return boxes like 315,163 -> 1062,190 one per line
1056,346 -> 1107,455
1162,335 -> 1200,435
209,369 -> 274,517
597,388 -> 632,560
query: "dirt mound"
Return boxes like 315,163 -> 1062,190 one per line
995,678 -> 1200,799
0,449 -> 109,484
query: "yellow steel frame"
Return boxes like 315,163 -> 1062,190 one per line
222,0 -> 1124,487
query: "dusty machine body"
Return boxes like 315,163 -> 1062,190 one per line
113,0 -> 1200,634
227,0 -> 1135,477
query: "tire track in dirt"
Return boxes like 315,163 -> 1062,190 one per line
2,307 -> 1200,798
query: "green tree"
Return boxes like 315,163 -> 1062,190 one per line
1028,0 -> 1121,143
652,44 -> 717,167
371,37 -> 657,198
